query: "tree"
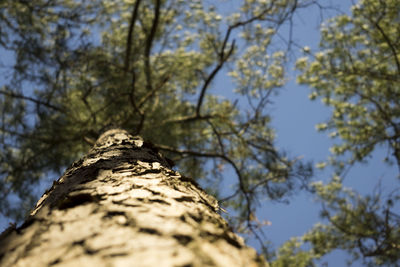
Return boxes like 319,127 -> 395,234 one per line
0,0 -> 313,247
285,0 -> 400,266
0,128 -> 267,266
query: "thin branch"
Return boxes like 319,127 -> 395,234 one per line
373,21 -> 400,75
81,84 -> 97,125
195,2 -> 281,116
128,70 -> 145,135
0,88 -> 63,112
163,114 -> 217,124
206,119 -> 225,154
155,144 -> 253,223
138,73 -> 170,108
195,40 -> 235,116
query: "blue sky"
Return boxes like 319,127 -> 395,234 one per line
1,1 -> 398,266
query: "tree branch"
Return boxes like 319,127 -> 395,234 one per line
195,40 -> 235,117
372,19 -> 400,75
195,1 -> 284,116
144,0 -> 161,91
127,70 -> 145,135
163,114 -> 217,124
124,0 -> 142,72
155,144 -> 253,223
0,88 -> 63,112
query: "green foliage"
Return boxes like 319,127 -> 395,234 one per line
271,237 -> 318,267
292,0 -> 400,266
303,178 -> 400,266
296,0 -> 400,171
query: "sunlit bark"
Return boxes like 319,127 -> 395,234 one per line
0,128 -> 267,267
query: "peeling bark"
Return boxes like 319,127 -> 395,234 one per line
0,128 -> 267,267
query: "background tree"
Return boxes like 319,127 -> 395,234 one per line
282,0 -> 400,266
0,0 -> 102,219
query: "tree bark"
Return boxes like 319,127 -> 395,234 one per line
0,128 -> 267,267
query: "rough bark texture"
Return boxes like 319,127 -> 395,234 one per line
0,129 -> 267,267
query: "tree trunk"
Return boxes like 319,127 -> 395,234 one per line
0,128 -> 267,267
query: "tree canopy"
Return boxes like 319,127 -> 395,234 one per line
0,0 -> 399,266
292,0 -> 400,266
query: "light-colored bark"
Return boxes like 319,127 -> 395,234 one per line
0,128 -> 267,267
